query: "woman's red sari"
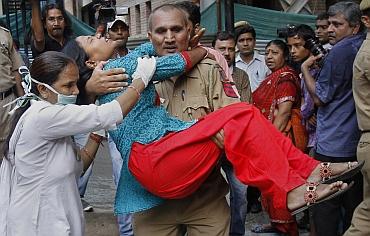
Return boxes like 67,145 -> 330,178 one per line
252,65 -> 302,235
253,65 -> 301,121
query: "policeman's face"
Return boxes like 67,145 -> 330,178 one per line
236,32 -> 256,56
327,13 -> 358,45
287,35 -> 311,62
45,8 -> 65,39
315,19 -> 330,44
108,22 -> 130,47
214,38 -> 236,67
148,9 -> 190,56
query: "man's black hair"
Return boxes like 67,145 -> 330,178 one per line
286,24 -> 315,42
212,31 -> 235,47
176,1 -> 201,26
235,25 -> 256,41
42,2 -> 73,37
362,8 -> 370,18
316,12 -> 329,21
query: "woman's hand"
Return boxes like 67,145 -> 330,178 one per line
85,61 -> 128,97
132,57 -> 157,87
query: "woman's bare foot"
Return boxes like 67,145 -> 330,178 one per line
306,162 -> 359,183
287,181 -> 347,212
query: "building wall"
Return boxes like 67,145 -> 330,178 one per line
116,0 -> 179,37
116,0 -> 331,37
308,0 -> 327,14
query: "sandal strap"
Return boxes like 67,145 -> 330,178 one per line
304,182 -> 319,205
348,161 -> 355,169
320,162 -> 333,181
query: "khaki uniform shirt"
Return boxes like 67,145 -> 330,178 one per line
0,26 -> 23,92
155,58 -> 240,203
353,32 -> 370,131
232,66 -> 252,103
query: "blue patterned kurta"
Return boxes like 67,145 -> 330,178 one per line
99,43 -> 195,214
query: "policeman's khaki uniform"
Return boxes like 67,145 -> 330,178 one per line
345,31 -> 370,236
133,59 -> 239,236
0,26 -> 24,160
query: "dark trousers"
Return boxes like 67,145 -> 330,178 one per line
312,152 -> 363,236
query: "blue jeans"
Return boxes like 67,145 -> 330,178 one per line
74,133 -> 93,197
108,136 -> 133,236
222,161 -> 248,236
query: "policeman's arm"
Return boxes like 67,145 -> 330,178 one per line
301,55 -> 324,107
30,0 -> 45,52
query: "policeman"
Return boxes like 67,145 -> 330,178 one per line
0,25 -> 24,163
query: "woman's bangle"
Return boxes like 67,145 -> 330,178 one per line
180,51 -> 192,72
127,85 -> 141,98
203,49 -> 209,60
90,133 -> 103,144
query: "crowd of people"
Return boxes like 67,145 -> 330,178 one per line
0,0 -> 370,236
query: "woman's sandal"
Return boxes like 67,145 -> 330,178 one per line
290,181 -> 354,216
319,160 -> 364,184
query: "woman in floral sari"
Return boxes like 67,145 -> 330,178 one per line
252,39 -> 306,235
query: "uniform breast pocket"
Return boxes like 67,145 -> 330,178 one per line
183,96 -> 210,120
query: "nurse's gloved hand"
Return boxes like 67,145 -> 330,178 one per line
132,56 -> 157,88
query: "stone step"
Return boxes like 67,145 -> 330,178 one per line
84,209 -> 119,236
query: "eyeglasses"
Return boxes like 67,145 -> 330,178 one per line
47,16 -> 64,23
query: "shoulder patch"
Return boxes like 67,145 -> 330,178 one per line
222,81 -> 239,98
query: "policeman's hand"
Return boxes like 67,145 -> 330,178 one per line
189,28 -> 206,49
211,129 -> 225,149
301,54 -> 323,71
85,61 -> 128,96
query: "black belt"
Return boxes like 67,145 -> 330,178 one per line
0,88 -> 13,100
361,130 -> 370,134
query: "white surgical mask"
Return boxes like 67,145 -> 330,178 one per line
32,79 -> 77,105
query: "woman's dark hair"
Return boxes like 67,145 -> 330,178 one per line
62,39 -> 92,105
3,51 -> 75,158
42,2 -> 73,37
266,39 -> 290,62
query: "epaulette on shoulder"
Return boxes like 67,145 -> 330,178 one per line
199,58 -> 218,66
0,26 -> 10,32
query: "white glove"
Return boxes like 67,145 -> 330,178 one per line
132,56 -> 157,87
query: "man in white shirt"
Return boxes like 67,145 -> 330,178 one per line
235,24 -> 270,92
